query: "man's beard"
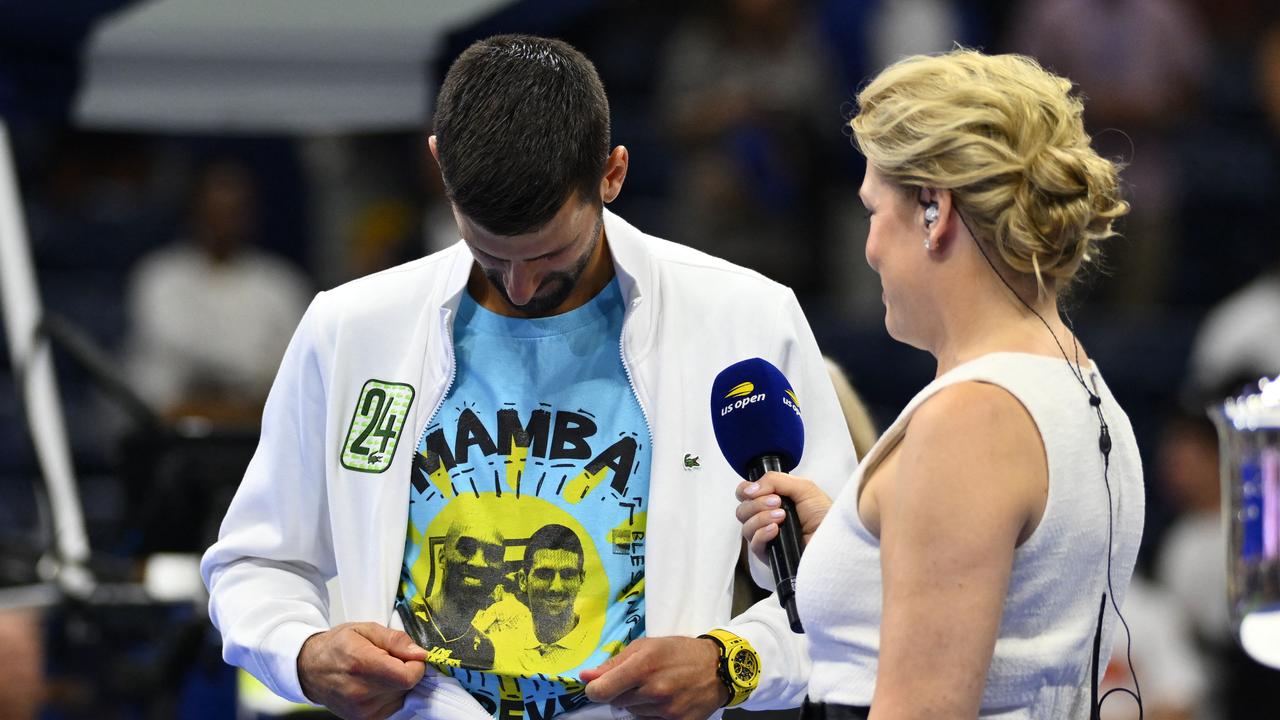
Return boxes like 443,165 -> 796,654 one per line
483,214 -> 602,317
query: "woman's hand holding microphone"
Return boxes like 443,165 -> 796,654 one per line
735,472 -> 833,563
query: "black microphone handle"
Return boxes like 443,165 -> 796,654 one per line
748,455 -> 805,633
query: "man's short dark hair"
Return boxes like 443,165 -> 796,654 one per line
433,35 -> 610,236
523,524 -> 584,572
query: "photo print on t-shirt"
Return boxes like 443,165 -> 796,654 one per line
397,401 -> 648,719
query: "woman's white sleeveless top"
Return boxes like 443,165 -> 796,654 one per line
797,353 -> 1145,718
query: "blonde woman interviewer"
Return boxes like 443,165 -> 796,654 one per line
737,50 -> 1145,719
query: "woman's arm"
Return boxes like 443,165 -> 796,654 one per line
870,381 -> 1047,720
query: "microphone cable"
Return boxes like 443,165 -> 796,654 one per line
956,209 -> 1145,720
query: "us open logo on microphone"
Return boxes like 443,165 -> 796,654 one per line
720,381 -> 767,416
783,389 -> 802,418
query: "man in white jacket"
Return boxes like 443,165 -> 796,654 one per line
201,34 -> 856,720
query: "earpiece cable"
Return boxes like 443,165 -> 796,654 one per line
955,209 -> 1144,720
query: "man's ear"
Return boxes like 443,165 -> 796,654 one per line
428,134 -> 440,164
600,146 -> 629,204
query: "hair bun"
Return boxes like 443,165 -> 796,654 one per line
851,49 -> 1129,296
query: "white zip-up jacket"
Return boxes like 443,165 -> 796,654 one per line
201,210 -> 857,719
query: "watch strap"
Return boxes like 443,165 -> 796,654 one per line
698,628 -> 760,708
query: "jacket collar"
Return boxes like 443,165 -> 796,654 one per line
602,208 -> 656,363
602,208 -> 650,309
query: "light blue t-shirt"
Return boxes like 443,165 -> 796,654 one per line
396,279 -> 651,719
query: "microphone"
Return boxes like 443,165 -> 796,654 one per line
710,358 -> 806,633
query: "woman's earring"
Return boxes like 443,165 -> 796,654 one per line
923,203 -> 940,251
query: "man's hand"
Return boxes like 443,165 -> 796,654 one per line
297,622 -> 427,720
581,636 -> 728,719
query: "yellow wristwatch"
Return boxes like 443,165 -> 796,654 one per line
698,629 -> 760,707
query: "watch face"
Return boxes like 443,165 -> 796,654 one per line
727,647 -> 760,686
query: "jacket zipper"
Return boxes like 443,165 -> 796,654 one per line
417,308 -> 458,451
620,296 -> 654,446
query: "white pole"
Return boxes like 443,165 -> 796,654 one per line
0,122 -> 94,598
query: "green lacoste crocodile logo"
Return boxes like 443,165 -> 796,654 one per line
684,453 -> 700,470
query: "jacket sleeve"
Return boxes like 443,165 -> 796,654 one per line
723,287 -> 859,709
200,292 -> 337,703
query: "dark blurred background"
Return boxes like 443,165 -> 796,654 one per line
2,0 -> 1278,718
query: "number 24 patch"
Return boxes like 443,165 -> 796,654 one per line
341,380 -> 415,473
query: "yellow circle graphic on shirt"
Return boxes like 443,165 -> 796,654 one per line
409,493 -> 606,676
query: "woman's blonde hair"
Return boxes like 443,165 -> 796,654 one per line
850,49 -> 1128,296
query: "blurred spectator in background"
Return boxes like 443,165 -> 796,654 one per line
1008,0 -> 1207,312
866,0 -> 963,70
657,0 -> 844,300
1154,407 -> 1228,647
344,134 -> 458,278
301,134 -> 456,287
1102,574 -> 1206,720
1187,261 -> 1280,398
124,158 -> 311,426
346,197 -> 421,279
1149,406 -> 1224,720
